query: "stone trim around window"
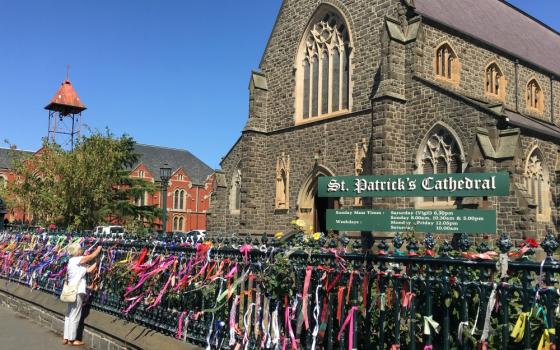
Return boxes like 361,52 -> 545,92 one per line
526,78 -> 545,115
524,147 -> 551,222
433,42 -> 461,86
294,6 -> 353,125
484,62 -> 507,101
415,123 -> 465,209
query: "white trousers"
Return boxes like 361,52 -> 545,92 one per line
64,293 -> 84,341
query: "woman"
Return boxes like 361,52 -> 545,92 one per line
63,243 -> 102,346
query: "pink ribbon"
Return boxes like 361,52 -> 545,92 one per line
229,295 -> 240,346
285,301 -> 298,350
302,266 -> 313,330
147,273 -> 173,309
176,311 -> 187,339
337,306 -> 358,350
423,346 -> 432,350
225,263 -> 238,279
239,244 -> 251,264
402,292 -> 416,309
123,295 -> 144,314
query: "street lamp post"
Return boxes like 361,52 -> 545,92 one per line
159,164 -> 172,234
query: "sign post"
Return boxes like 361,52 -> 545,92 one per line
319,172 -> 509,234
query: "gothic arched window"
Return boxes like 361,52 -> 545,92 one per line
524,149 -> 551,221
434,43 -> 460,84
418,125 -> 463,205
485,63 -> 506,99
526,79 -> 544,113
296,10 -> 351,122
229,168 -> 242,214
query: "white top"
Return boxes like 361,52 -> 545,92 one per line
67,256 -> 87,294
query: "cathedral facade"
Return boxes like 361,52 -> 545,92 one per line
208,0 -> 560,240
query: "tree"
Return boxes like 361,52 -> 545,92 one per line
6,131 -> 160,231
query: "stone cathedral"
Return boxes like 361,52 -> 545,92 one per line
208,0 -> 560,240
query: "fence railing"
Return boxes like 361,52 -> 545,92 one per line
0,230 -> 559,350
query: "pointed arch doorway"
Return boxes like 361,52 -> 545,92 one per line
297,165 -> 340,233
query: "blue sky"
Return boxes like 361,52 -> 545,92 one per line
0,1 -> 558,169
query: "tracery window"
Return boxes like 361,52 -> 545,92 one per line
229,168 -> 242,214
485,63 -> 506,99
419,126 -> 463,205
524,149 -> 550,221
297,11 -> 351,121
173,189 -> 185,210
526,79 -> 544,113
434,43 -> 460,84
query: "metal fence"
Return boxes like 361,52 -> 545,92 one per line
0,230 -> 559,350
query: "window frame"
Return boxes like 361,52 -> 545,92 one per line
294,8 -> 353,125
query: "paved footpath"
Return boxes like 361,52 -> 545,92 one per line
0,305 -> 76,350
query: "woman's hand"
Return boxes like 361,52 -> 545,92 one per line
80,246 -> 102,265
86,263 -> 97,273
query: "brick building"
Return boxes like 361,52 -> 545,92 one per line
129,144 -> 214,232
0,145 -> 214,232
208,0 -> 560,239
0,147 -> 34,224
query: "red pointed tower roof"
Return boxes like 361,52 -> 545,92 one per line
45,79 -> 86,115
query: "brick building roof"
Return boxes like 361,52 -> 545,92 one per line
0,148 -> 33,170
133,144 -> 214,185
414,0 -> 560,76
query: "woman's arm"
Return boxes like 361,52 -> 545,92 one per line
79,246 -> 102,265
86,263 -> 97,274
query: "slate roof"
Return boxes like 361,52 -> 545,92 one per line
503,110 -> 560,141
132,144 -> 214,185
413,0 -> 560,76
0,148 -> 34,170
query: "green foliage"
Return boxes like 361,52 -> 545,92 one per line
6,131 -> 160,231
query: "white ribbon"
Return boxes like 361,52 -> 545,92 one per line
243,303 -> 255,350
311,285 -> 322,350
261,298 -> 271,348
271,306 -> 280,349
471,299 -> 481,336
457,321 -> 469,344
423,315 -> 440,335
481,284 -> 497,342
205,279 -> 224,350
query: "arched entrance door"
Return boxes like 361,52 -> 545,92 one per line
297,166 -> 340,233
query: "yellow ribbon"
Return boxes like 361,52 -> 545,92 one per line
510,312 -> 529,343
423,315 -> 441,335
538,328 -> 555,350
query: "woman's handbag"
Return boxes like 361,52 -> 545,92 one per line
60,274 -> 78,303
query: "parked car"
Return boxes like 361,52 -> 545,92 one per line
93,226 -> 125,238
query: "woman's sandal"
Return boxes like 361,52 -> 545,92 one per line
71,341 -> 85,347
62,339 -> 69,345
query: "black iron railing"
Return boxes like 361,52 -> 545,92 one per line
0,230 -> 559,350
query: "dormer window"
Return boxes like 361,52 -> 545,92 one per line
485,63 -> 506,100
434,43 -> 460,84
526,79 -> 544,113
295,9 -> 352,123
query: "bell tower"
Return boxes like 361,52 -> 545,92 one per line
45,71 -> 86,150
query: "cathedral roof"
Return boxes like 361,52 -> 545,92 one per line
132,144 -> 214,185
414,0 -> 560,76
